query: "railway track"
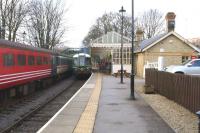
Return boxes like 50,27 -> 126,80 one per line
0,76 -> 87,133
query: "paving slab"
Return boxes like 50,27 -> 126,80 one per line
38,73 -> 174,133
93,75 -> 175,133
38,74 -> 97,133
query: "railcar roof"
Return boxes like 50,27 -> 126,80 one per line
73,53 -> 91,58
0,39 -> 58,54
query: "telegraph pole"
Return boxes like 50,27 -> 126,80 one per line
131,0 -> 135,99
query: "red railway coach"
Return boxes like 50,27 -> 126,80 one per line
0,40 -> 52,90
0,40 -> 73,100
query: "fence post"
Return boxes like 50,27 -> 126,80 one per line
196,111 -> 200,133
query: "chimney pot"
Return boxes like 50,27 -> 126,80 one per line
135,28 -> 144,49
166,12 -> 176,32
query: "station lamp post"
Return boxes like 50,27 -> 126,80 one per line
131,0 -> 135,99
23,31 -> 26,43
119,6 -> 126,84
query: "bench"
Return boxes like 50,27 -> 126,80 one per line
114,70 -> 130,77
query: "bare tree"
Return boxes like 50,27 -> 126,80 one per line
189,38 -> 200,48
83,25 -> 102,46
0,0 -> 9,39
111,13 -> 133,38
83,12 -> 134,45
138,9 -> 164,39
98,13 -> 114,34
0,0 -> 29,41
7,0 -> 29,41
27,0 -> 66,49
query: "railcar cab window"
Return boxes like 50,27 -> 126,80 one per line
74,57 -> 78,66
79,56 -> 85,66
37,56 -> 42,65
28,56 -> 35,65
86,58 -> 91,65
17,54 -> 26,66
3,54 -> 14,66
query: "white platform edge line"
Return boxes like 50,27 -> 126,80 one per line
37,73 -> 94,133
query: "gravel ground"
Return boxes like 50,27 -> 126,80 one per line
135,78 -> 198,133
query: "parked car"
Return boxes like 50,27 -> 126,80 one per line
165,59 -> 200,76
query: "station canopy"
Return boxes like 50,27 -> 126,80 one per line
91,31 -> 131,48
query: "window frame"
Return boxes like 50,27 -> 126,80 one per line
112,47 -> 131,65
17,54 -> 26,66
3,53 -> 15,67
28,55 -> 35,66
36,56 -> 42,65
43,56 -> 48,65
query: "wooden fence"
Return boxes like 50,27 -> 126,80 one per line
145,68 -> 200,113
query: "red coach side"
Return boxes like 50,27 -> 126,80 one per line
0,40 -> 52,90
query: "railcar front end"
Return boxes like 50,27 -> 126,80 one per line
73,53 -> 92,78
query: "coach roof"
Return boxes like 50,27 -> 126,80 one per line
73,53 -> 91,58
0,39 -> 58,54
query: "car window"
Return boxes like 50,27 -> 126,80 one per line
191,60 -> 200,67
182,59 -> 191,65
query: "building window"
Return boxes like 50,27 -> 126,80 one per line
113,48 -> 119,64
37,56 -> 42,65
3,54 -> 14,66
112,47 -> 131,65
17,54 -> 26,66
182,56 -> 189,63
28,56 -> 35,65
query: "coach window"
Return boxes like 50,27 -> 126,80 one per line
48,58 -> 51,65
28,56 -> 35,65
43,57 -> 48,64
3,54 -> 14,66
62,58 -> 68,65
17,54 -> 26,66
37,56 -> 42,65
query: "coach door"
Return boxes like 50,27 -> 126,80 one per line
51,55 -> 57,76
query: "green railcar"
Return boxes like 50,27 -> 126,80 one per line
73,53 -> 92,77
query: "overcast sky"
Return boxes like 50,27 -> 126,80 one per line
63,0 -> 200,47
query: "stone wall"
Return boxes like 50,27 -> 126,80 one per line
135,34 -> 199,77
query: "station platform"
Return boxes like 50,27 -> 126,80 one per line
37,73 -> 174,133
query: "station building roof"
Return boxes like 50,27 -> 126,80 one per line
136,31 -> 200,53
91,31 -> 131,48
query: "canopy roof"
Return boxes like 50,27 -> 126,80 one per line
73,53 -> 91,58
92,31 -> 131,44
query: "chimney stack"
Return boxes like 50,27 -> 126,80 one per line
135,28 -> 144,48
165,12 -> 176,32
135,28 -> 144,45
